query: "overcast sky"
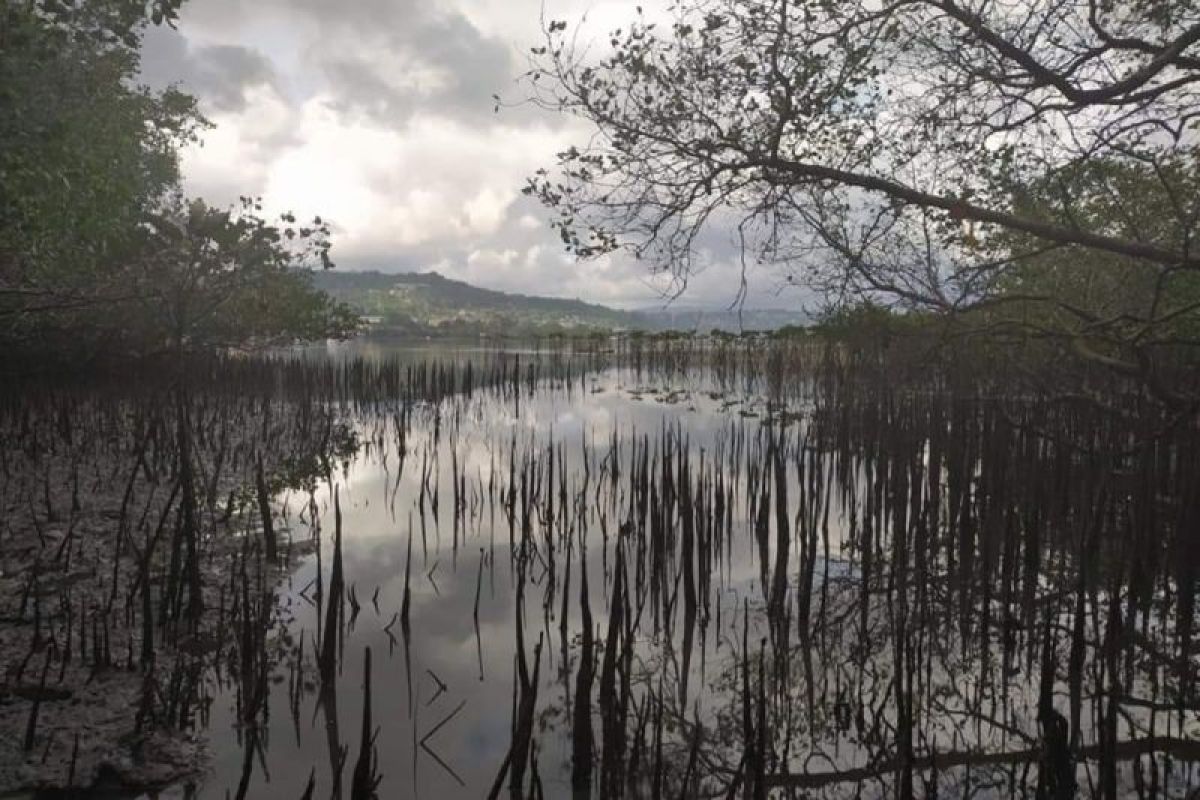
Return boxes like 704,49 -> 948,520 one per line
140,0 -> 801,310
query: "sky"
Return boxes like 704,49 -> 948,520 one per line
139,0 -> 801,310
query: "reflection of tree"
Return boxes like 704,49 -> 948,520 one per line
523,354 -> 1200,798
177,344 -> 1200,799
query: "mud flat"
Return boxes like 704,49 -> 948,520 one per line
0,382 -> 346,796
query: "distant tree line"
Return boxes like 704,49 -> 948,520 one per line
0,0 -> 355,367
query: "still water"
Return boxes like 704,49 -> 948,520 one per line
190,340 -> 1200,799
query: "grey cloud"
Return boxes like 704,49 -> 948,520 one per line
319,56 -> 419,126
308,5 -> 517,127
410,11 -> 516,116
140,27 -> 277,113
149,0 -> 556,126
190,44 -> 277,111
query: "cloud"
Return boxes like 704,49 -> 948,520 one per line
139,28 -> 277,113
142,0 -> 807,310
312,6 -> 516,128
178,84 -> 303,203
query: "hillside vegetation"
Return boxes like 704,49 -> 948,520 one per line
311,270 -> 635,336
311,270 -> 810,336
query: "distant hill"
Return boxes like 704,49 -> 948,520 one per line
309,270 -> 809,336
630,307 -> 809,332
309,270 -> 635,336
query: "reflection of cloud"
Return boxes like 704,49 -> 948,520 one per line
207,368 -> 865,796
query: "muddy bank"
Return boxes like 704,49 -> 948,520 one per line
0,384 -> 352,796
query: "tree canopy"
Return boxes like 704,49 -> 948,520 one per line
0,0 -> 354,363
524,0 -> 1200,400
115,197 -> 356,354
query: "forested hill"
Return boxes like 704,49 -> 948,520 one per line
309,270 -> 811,335
309,270 -> 636,335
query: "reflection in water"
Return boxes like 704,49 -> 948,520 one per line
193,342 -> 1200,799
